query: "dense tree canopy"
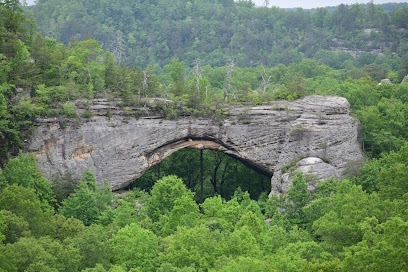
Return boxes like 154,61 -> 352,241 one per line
27,0 -> 408,69
1,1 -> 408,271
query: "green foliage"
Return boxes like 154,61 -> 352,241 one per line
259,225 -> 288,254
311,181 -> 387,253
271,241 -> 333,272
157,263 -> 196,272
51,172 -> 80,207
0,151 -> 55,209
281,155 -> 306,174
1,161 -> 408,271
357,97 -> 408,157
59,169 -> 114,226
0,209 -> 30,244
82,264 -> 129,272
62,101 -> 78,117
103,200 -> 138,228
300,258 -> 342,272
222,226 -> 261,258
377,163 -> 408,200
59,181 -> 99,226
0,211 -> 5,243
0,236 -> 80,272
0,184 -> 55,238
66,224 -> 114,271
280,172 -> 313,227
201,196 -> 244,232
211,256 -> 273,272
356,142 -> 408,193
342,216 -> 408,271
146,175 -> 192,222
110,223 -> 158,271
160,225 -> 222,271
166,59 -> 186,97
53,214 -> 85,242
235,211 -> 267,240
162,195 -> 201,236
1,1 -> 408,271
30,0 -> 408,70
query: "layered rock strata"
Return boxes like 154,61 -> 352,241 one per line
26,95 -> 363,194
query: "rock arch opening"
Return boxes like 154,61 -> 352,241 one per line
128,143 -> 271,201
142,137 -> 273,179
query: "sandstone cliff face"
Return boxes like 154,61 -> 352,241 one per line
26,95 -> 363,195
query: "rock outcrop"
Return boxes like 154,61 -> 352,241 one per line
271,157 -> 339,195
26,95 -> 363,194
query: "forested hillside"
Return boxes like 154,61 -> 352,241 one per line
30,0 -> 408,68
1,0 -> 408,271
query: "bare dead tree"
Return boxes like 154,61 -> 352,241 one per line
193,58 -> 201,93
224,58 -> 234,102
272,84 -> 279,97
142,70 -> 149,98
163,83 -> 169,99
112,33 -> 126,65
200,149 -> 204,204
131,68 -> 138,94
260,65 -> 271,94
263,0 -> 269,7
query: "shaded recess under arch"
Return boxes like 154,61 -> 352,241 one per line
144,137 -> 273,179
132,145 -> 272,201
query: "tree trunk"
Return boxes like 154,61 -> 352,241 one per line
219,161 -> 229,198
200,149 -> 204,204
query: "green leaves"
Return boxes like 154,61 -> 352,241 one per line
146,175 -> 192,222
166,58 -> 186,97
311,181 -> 385,253
162,195 -> 200,236
0,184 -> 55,238
66,224 -> 112,270
0,236 -> 80,272
0,152 -> 55,209
357,96 -> 408,157
59,181 -> 99,226
356,142 -> 408,194
343,217 -> 408,271
160,225 -> 223,271
110,223 -> 158,271
277,172 -> 312,228
59,169 -> 114,226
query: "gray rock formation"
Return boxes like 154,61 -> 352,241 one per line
270,157 -> 339,196
378,78 -> 392,85
25,95 -> 363,195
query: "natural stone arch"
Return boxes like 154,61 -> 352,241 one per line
26,96 -> 364,194
143,137 -> 273,180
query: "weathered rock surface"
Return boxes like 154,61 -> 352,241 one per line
271,157 -> 339,195
26,95 -> 363,194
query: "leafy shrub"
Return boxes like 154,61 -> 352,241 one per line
82,110 -> 92,118
62,102 -> 78,118
281,155 -> 306,174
